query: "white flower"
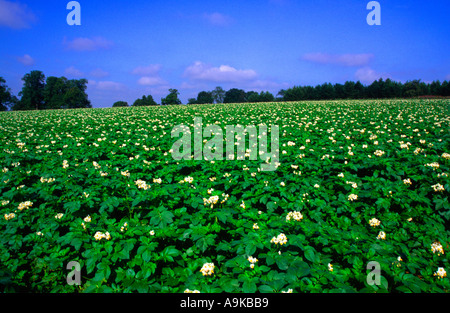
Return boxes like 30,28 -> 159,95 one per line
348,194 -> 358,201
328,263 -> 333,272
253,223 -> 259,230
184,289 -> 201,293
369,218 -> 381,227
374,150 -> 385,157
94,231 -> 111,241
425,162 -> 439,170
40,177 -> 55,183
434,267 -> 447,279
184,176 -> 194,183
55,213 -> 64,220
62,160 -> 69,169
135,179 -> 150,190
403,178 -> 412,185
150,230 -> 155,236
18,201 -> 33,211
286,211 -> 303,222
431,241 -> 445,256
346,181 -> 358,189
199,263 -> 215,276
203,195 -> 219,208
431,183 -> 444,192
377,231 -> 386,240
248,256 -> 258,264
271,233 -> 288,246
4,213 -> 15,221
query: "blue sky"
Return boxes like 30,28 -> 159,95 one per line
1,0 -> 449,107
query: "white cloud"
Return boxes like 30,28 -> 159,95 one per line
302,53 -> 374,67
184,61 -> 258,83
131,64 -> 162,76
249,79 -> 290,91
17,54 -> 34,66
64,66 -> 84,78
63,36 -> 113,51
137,76 -> 167,86
0,0 -> 36,29
89,80 -> 126,91
354,67 -> 390,83
203,12 -> 233,26
89,68 -> 109,78
132,64 -> 166,86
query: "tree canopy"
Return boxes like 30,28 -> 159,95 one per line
161,89 -> 181,105
0,77 -> 17,111
112,101 -> 129,107
11,71 -> 91,111
132,95 -> 157,107
4,70 -> 450,111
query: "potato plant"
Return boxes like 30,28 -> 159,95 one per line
0,99 -> 449,293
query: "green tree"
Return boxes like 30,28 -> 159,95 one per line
283,86 -> 305,101
16,70 -> 45,110
223,88 -> 247,103
246,91 -> 275,102
196,91 -> 213,104
320,83 -> 335,100
161,89 -> 181,105
403,79 -> 427,98
440,81 -> 450,96
187,98 -> 197,105
246,91 -> 259,102
63,79 -> 91,109
44,76 -> 68,110
211,86 -> 225,103
133,95 -> 157,106
429,80 -> 441,96
0,77 -> 17,111
112,101 -> 129,107
276,89 -> 286,100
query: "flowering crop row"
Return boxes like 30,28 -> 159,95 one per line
0,99 -> 449,293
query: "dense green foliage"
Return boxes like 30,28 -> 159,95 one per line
161,89 -> 182,106
8,71 -> 91,111
132,95 -> 157,107
112,101 -> 129,108
0,99 -> 449,293
282,79 -> 450,101
0,77 -> 18,111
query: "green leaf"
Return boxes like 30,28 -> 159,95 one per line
71,237 -> 83,251
276,257 -> 289,271
304,247 -> 319,263
245,243 -> 256,256
242,278 -> 257,293
258,285 -> 275,293
63,201 -> 81,214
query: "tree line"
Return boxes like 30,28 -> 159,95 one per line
115,79 -> 450,107
2,70 -> 450,111
1,70 -> 91,111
